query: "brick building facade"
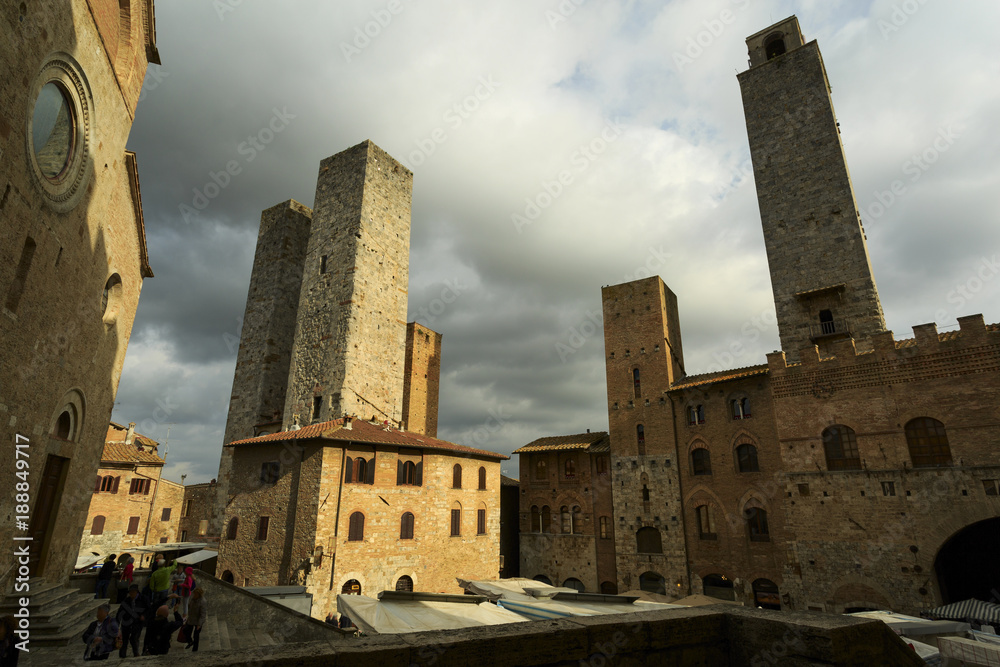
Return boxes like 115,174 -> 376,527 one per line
216,416 -> 506,619
0,0 -> 158,584
79,422 -> 182,559
514,432 -> 617,594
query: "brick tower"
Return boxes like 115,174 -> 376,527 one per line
282,141 -> 412,427
738,16 -> 885,361
601,276 -> 688,596
401,322 -> 442,437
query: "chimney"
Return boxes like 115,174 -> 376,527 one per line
344,415 -> 353,430
125,422 -> 136,446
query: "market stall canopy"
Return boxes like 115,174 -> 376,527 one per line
75,553 -> 103,570
671,594 -> 743,607
176,549 -> 218,565
336,592 -> 528,634
130,542 -> 209,554
924,599 -> 1000,625
847,610 -> 970,636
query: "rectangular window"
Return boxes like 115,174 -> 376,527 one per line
159,537 -> 167,543
183,499 -> 192,517
697,506 -> 716,540
983,480 -> 998,496
881,481 -> 896,497
126,516 -> 140,535
180,530 -> 187,542
129,478 -> 151,495
257,516 -> 269,540
260,461 -> 280,486
450,509 -> 461,536
477,509 -> 486,535
599,516 -> 610,539
312,396 -> 322,421
244,577 -> 250,587
320,255 -> 328,274
198,519 -> 208,536
161,508 -> 171,521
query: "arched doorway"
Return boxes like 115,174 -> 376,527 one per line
935,517 -> 1000,604
562,578 -> 585,592
533,574 -> 552,585
395,575 -> 413,592
221,570 -> 234,584
600,581 -> 618,595
752,578 -> 781,610
639,571 -> 666,595
703,574 -> 735,601
342,579 -> 361,595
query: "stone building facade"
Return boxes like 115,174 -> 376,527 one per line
216,416 -> 506,619
514,432 -> 617,594
214,141 -> 441,537
79,422 -> 182,558
178,480 -> 219,544
0,0 -> 158,584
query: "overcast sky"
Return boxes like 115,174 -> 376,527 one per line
114,0 -> 1000,483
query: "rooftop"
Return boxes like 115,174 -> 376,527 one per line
101,441 -> 164,465
228,417 -> 508,460
513,431 -> 609,454
669,364 -> 769,391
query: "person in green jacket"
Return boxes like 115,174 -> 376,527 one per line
147,558 -> 174,608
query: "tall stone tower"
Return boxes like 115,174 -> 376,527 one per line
601,276 -> 688,595
738,16 -> 885,361
402,322 -> 442,437
282,141 -> 412,427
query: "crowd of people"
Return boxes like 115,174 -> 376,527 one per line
85,554 -> 206,660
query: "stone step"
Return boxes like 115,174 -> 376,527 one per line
251,628 -> 275,646
217,618 -> 231,651
0,580 -> 64,608
28,613 -> 95,648
201,613 -> 221,652
30,595 -> 103,635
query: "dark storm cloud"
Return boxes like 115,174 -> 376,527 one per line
114,1 -> 1000,484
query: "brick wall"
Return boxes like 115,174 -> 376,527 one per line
79,461 -> 162,555
148,478 -> 184,544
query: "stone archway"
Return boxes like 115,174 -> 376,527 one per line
934,517 -> 1000,604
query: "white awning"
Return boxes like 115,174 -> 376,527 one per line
75,553 -> 103,570
176,549 -> 218,565
336,593 -> 528,634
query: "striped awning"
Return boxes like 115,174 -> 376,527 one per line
924,599 -> 1000,625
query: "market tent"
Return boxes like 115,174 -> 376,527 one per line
74,552 -> 103,570
898,636 -> 941,666
457,577 -> 570,601
924,599 -> 1000,625
336,592 -> 528,635
847,610 -> 970,636
671,594 -> 743,607
176,549 -> 218,565
496,595 -> 683,621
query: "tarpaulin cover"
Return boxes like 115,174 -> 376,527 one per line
176,549 -> 218,565
898,636 -> 941,667
924,599 -> 1000,625
336,594 -> 528,635
847,610 -> 971,636
939,635 -> 1000,666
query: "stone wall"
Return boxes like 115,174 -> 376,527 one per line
738,34 -> 885,361
402,322 -> 442,437
179,480 -> 218,543
148,478 -> 184,544
0,0 -> 156,584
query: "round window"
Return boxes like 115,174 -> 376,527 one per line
31,82 -> 75,181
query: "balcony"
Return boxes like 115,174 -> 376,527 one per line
809,318 -> 850,340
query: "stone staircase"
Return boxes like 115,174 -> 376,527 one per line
0,577 -> 104,648
196,612 -> 278,651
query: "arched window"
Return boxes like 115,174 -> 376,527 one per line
905,418 -> 952,468
478,466 -> 487,490
453,464 -> 463,489
702,574 -> 735,601
400,512 -> 414,539
540,505 -> 552,533
534,458 -> 547,480
560,506 -> 571,534
746,507 -> 769,542
696,505 -> 716,540
691,448 -> 712,475
753,578 -> 781,610
395,575 -> 413,592
356,458 -> 368,484
397,460 -> 421,486
347,456 -> 375,484
533,574 -> 552,585
687,405 -> 705,425
633,368 -> 641,398
342,579 -> 361,595
819,309 -> 835,334
91,515 -> 105,535
564,459 -> 576,478
348,512 -> 365,541
823,425 -> 861,470
600,581 -> 618,594
226,517 -> 238,540
563,578 -> 585,592
54,410 -> 73,439
636,527 -> 663,554
736,444 -> 760,473
731,397 -> 751,419
477,505 -> 486,535
639,571 -> 665,595
221,570 -> 235,584
764,33 -> 786,60
572,506 -> 583,534
530,505 -> 541,532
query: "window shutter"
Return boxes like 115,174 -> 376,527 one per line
397,459 -> 404,486
344,457 -> 353,483
112,476 -> 120,493
95,476 -> 101,493
366,457 -> 376,485
415,461 -> 423,487
127,516 -> 140,535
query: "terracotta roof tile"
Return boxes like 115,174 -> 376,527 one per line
513,431 -> 609,454
500,474 -> 520,486
670,364 -> 769,390
228,418 -> 508,460
101,442 -> 164,465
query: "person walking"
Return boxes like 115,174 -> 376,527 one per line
178,567 -> 197,617
183,588 -> 207,651
144,606 -> 184,656
82,604 -> 118,661
168,563 -> 186,612
115,585 -> 148,658
147,558 -> 173,609
93,555 -> 116,599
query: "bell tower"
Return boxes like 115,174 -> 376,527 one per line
738,16 -> 885,360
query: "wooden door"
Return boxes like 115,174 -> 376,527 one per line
27,455 -> 67,576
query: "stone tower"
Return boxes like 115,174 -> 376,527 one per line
737,16 -> 885,361
402,322 -> 442,437
601,276 -> 688,595
282,141 -> 412,427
